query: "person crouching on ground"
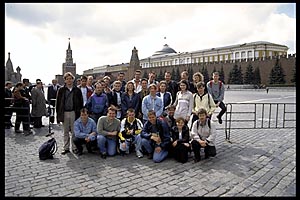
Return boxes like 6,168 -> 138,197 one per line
118,108 -> 144,158
96,106 -> 120,159
190,108 -> 217,163
73,108 -> 98,156
140,110 -> 171,163
170,117 -> 190,163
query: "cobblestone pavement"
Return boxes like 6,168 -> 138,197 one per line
4,120 -> 296,197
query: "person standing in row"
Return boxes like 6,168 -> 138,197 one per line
13,82 -> 32,135
141,84 -> 164,124
85,81 -> 109,124
47,79 -> 61,124
173,79 -> 193,124
31,80 -> 47,128
56,72 -> 83,155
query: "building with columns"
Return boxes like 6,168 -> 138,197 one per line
139,41 -> 289,69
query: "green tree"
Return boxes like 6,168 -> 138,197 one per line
291,59 -> 296,83
269,58 -> 286,84
174,67 -> 181,82
189,66 -> 194,82
238,66 -> 244,84
143,70 -> 148,79
201,65 -> 210,83
157,68 -> 164,82
213,66 -> 217,74
253,67 -> 261,85
227,71 -> 232,84
219,65 -> 225,83
172,68 -> 176,81
228,64 -> 240,84
244,63 -> 255,84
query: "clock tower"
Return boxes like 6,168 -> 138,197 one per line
62,38 -> 76,76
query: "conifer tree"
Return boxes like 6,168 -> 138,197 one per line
228,64 -> 240,84
269,57 -> 286,84
253,67 -> 261,85
244,63 -> 255,84
157,68 -> 164,82
143,70 -> 148,79
219,65 -> 225,83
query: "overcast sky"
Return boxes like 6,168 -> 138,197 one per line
5,3 -> 296,85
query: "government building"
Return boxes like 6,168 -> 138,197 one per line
139,41 -> 288,68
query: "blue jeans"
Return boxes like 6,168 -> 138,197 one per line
119,134 -> 142,152
141,138 -> 168,163
97,135 -> 117,156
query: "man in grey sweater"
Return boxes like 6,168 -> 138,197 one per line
206,71 -> 226,124
96,106 -> 120,158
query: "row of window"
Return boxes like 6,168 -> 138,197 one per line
141,50 -> 283,68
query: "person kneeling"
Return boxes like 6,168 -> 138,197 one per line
73,108 -> 98,156
170,117 -> 190,163
140,110 -> 171,163
97,107 -> 121,159
118,108 -> 144,158
190,108 -> 217,163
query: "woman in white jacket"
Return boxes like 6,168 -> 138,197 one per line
173,80 -> 193,124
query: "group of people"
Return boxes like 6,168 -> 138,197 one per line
5,78 -> 48,135
5,69 -> 226,163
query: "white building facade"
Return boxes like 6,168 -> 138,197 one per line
139,41 -> 289,69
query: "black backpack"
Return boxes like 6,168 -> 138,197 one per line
39,138 -> 57,160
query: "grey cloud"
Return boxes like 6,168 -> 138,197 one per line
5,3 -> 59,26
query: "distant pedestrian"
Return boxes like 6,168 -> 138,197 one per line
266,87 -> 269,94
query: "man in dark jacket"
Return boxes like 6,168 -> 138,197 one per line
56,72 -> 83,155
47,79 -> 61,123
140,110 -> 171,163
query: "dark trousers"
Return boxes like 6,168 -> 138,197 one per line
15,106 -> 30,131
172,143 -> 190,163
73,137 -> 97,153
191,140 -> 216,160
33,117 -> 43,128
214,100 -> 227,119
4,106 -> 13,127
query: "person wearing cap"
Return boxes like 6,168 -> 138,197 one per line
31,80 -> 47,128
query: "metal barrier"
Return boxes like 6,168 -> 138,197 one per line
223,103 -> 296,143
4,98 -> 31,127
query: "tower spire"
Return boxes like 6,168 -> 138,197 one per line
68,38 -> 71,50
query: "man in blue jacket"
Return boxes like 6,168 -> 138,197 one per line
140,110 -> 171,163
73,108 -> 97,156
